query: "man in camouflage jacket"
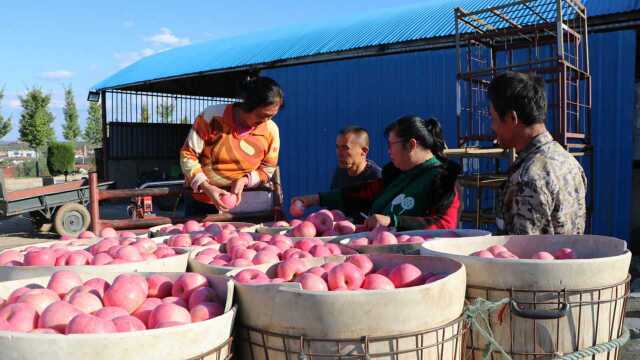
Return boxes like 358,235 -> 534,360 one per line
488,72 -> 587,235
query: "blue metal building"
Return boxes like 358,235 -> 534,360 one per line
92,0 -> 640,241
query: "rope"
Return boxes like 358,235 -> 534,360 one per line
463,298 -> 630,360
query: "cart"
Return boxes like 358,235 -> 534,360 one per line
0,173 -> 113,236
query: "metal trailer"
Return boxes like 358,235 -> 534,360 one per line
0,173 -> 113,236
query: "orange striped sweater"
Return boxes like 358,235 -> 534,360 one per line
180,103 -> 280,204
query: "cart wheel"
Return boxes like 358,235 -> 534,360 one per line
54,203 -> 91,237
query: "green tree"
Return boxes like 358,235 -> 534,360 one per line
140,103 -> 150,123
83,101 -> 102,147
18,88 -> 55,149
62,86 -> 81,142
157,101 -> 174,123
19,88 -> 55,176
47,142 -> 75,176
0,88 -> 12,140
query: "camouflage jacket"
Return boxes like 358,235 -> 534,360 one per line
497,132 -> 587,235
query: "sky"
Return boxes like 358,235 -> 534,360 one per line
0,0 -> 438,142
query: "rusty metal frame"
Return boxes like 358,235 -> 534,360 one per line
466,275 -> 630,360
237,315 -> 468,359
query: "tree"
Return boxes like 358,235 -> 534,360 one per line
83,101 -> 102,147
157,101 -> 174,123
47,142 -> 75,176
19,88 -> 55,176
18,88 -> 55,149
62,86 -> 81,142
140,103 -> 149,123
0,88 -> 12,140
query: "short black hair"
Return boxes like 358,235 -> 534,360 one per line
338,126 -> 369,147
487,71 -> 547,126
237,76 -> 284,112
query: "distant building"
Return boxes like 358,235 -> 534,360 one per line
7,150 -> 36,158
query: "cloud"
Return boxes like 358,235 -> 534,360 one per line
8,99 -> 21,109
145,27 -> 190,47
114,48 -> 156,68
39,70 -> 74,80
123,20 -> 134,29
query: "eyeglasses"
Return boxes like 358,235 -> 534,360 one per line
387,140 -> 405,149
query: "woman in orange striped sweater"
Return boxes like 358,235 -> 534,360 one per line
180,77 -> 284,216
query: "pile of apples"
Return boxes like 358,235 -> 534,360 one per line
0,231 -> 180,268
233,254 -> 447,291
0,270 -> 224,334
194,233 -> 348,268
344,227 -> 429,246
156,221 -> 247,237
287,209 -> 360,237
471,245 -> 576,260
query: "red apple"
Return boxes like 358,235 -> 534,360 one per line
296,273 -> 328,291
277,258 -> 308,281
233,269 -> 270,285
0,250 -> 22,265
24,248 -> 56,266
183,220 -> 202,233
487,245 -> 509,256
389,264 -> 423,288
289,200 -> 305,218
78,230 -> 96,239
334,220 -> 356,235
554,248 -> 576,259
162,297 -> 187,309
375,266 -> 393,277
38,301 -> 82,333
190,302 -> 224,322
220,193 -> 238,209
147,274 -> 173,298
133,238 -> 158,254
113,315 -> 146,332
291,221 -> 316,238
103,276 -> 147,314
68,291 -> 103,314
7,287 -> 32,304
83,278 -> 111,298
531,251 -> 555,260
252,250 -> 280,265
47,270 -> 83,297
495,251 -> 519,259
347,255 -> 374,275
327,262 -> 365,290
94,306 -> 129,321
372,231 -> 398,245
188,287 -> 219,309
230,258 -> 254,267
325,243 -> 342,255
92,253 -> 114,265
16,288 -> 59,314
362,274 -> 395,290
309,245 -> 332,257
132,298 -> 162,325
148,303 -> 191,329
172,273 -> 208,300
330,209 -> 347,221
100,227 -> 118,238
310,210 -> 334,234
66,314 -> 117,334
0,303 -> 38,332
154,247 -> 177,258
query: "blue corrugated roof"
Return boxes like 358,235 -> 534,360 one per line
93,0 -> 640,90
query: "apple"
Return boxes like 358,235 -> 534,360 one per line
252,250 -> 280,265
0,303 -> 38,332
372,231 -> 398,245
91,238 -> 120,254
327,262 -> 365,290
325,243 -> 342,255
554,248 -> 576,259
66,314 -> 117,334
289,200 -> 305,218
0,249 -> 22,265
330,209 -> 347,221
495,251 -> 519,259
310,210 -> 334,234
277,258 -> 309,281
309,245 -> 332,257
487,245 -> 509,256
16,288 -> 59,314
65,251 -> 92,266
296,273 -> 328,291
233,269 -> 270,285
472,250 -> 495,258
291,221 -> 316,238
112,315 -> 146,332
148,303 -> 192,329
133,238 -> 158,254
220,193 -> 238,209
362,274 -> 395,290
147,274 -> 173,298
168,234 -> 192,248
38,301 -> 82,333
103,277 -> 147,314
388,264 -> 423,288
172,273 -> 208,300
68,291 -> 103,314
94,306 -> 129,321
92,253 -> 114,265
100,227 -> 118,238
347,255 -> 374,275
162,297 -> 188,309
83,278 -> 111,298
334,220 -> 356,235
47,270 -> 83,297
190,302 -> 224,322
188,287 -> 219,309
229,258 -> 254,267
7,287 -> 33,305
289,219 -> 303,227
349,237 -> 369,246
132,298 -> 162,325
531,251 -> 555,260
24,248 -> 57,266
154,247 -> 177,258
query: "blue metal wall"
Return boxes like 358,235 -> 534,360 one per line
263,30 -> 636,240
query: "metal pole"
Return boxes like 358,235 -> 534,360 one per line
89,172 -> 101,235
